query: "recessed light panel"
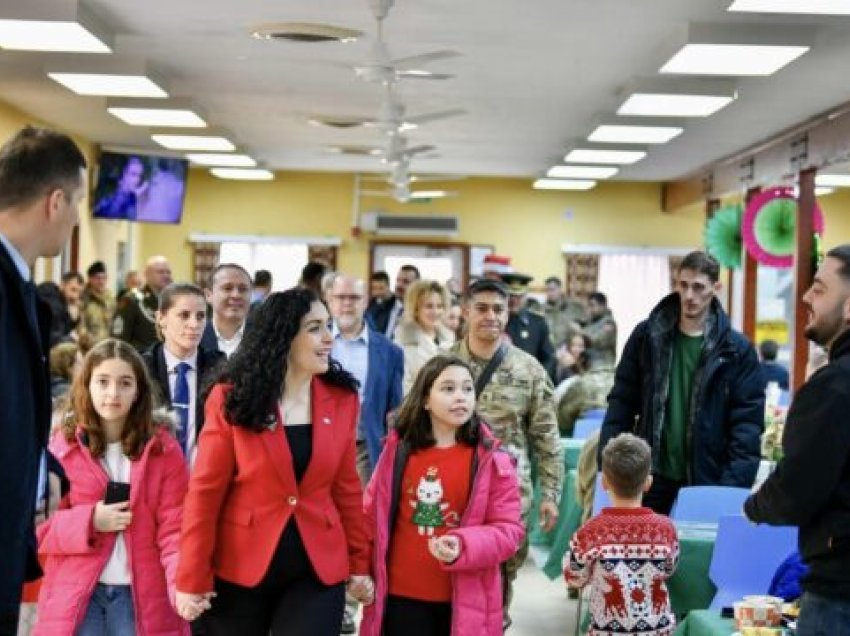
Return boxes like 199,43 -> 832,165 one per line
618,93 -> 734,117
153,135 -> 235,151
729,0 -> 850,15
547,165 -> 619,179
533,179 -> 597,191
661,43 -> 808,76
49,73 -> 168,97
0,20 -> 110,52
108,108 -> 206,127
588,125 -> 683,144
187,154 -> 257,167
815,174 -> 850,187
564,149 -> 646,165
211,168 -> 274,181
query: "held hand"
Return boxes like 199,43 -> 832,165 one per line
175,590 -> 215,621
347,575 -> 375,605
93,501 -> 133,533
428,535 -> 461,564
539,500 -> 559,532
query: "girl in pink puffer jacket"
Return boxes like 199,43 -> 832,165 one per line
360,355 -> 524,636
35,339 -> 189,635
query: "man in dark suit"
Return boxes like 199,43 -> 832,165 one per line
503,272 -> 557,381
327,273 -> 403,633
0,126 -> 87,634
200,263 -> 252,358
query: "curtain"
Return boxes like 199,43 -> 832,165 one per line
192,242 -> 220,288
564,253 -> 599,302
597,253 -> 671,361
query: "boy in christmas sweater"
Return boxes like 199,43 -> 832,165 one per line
565,433 -> 679,635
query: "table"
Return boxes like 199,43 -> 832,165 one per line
674,610 -> 736,636
668,522 -> 718,617
529,438 -> 585,547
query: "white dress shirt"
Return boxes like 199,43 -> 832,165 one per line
99,442 -> 131,585
163,347 -> 199,466
213,319 -> 245,358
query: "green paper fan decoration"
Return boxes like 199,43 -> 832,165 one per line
705,204 -> 743,269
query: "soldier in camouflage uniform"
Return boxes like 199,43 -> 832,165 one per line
80,261 -> 115,343
585,291 -> 618,366
451,279 -> 563,628
557,351 -> 615,436
542,276 -> 586,347
111,255 -> 172,351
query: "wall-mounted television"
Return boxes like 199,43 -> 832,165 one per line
92,150 -> 189,224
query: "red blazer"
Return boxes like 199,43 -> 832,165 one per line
176,378 -> 369,593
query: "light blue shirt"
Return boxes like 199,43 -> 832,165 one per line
332,321 -> 370,438
0,230 -> 31,281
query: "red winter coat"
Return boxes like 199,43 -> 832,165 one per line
35,426 -> 189,635
360,425 -> 524,636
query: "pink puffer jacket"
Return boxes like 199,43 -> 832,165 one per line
35,426 -> 189,635
360,425 -> 524,636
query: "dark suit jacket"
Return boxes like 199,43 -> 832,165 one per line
507,309 -> 556,381
360,329 -> 404,470
199,318 -> 250,356
142,342 -> 225,440
0,240 -> 52,615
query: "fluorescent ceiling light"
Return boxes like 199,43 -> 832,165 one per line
816,187 -> 836,196
409,191 -> 453,199
588,124 -> 683,144
48,73 -> 168,97
564,149 -> 646,165
815,174 -> 850,187
729,0 -> 850,15
108,107 -> 206,127
153,135 -> 235,151
547,165 -> 618,179
0,20 -> 110,52
187,153 -> 257,167
661,44 -> 808,76
618,93 -> 734,117
533,179 -> 597,191
211,168 -> 274,181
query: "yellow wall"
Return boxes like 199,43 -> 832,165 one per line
139,170 -> 707,284
816,189 -> 850,250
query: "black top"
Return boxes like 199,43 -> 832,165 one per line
284,424 -> 313,483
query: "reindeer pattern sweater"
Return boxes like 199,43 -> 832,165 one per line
565,507 -> 679,636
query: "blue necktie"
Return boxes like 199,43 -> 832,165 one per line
173,362 -> 191,456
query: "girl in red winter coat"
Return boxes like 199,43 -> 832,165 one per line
361,355 -> 525,636
35,339 -> 190,635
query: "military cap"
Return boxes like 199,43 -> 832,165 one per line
501,272 -> 533,295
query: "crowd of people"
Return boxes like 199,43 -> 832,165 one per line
3,125 -> 850,636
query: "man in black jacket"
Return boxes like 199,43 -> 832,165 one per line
0,126 -> 87,634
745,245 -> 850,631
600,251 -> 764,514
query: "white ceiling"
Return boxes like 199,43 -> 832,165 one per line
2,0 -> 850,181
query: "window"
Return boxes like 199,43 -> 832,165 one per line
219,242 -> 309,291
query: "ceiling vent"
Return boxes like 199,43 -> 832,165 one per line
250,23 -> 362,43
360,211 -> 459,237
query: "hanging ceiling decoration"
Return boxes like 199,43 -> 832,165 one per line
742,186 -> 825,268
704,203 -> 743,269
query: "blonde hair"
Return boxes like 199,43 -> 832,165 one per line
404,280 -> 450,328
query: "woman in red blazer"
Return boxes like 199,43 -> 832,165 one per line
175,288 -> 373,635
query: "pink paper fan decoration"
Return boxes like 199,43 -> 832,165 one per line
742,186 -> 824,268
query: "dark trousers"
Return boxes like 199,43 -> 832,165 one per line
0,610 -> 19,636
383,595 -> 452,636
642,473 -> 685,516
203,522 -> 345,636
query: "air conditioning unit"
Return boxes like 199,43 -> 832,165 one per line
360,211 -> 459,237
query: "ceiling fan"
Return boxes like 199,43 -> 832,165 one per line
359,160 -> 461,202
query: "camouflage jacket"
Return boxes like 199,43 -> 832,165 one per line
452,338 -> 563,507
543,296 -> 586,347
557,364 -> 615,436
81,286 -> 115,344
111,285 -> 159,352
584,310 -> 617,365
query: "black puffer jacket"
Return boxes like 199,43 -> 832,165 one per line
745,329 -> 850,599
600,293 -> 764,486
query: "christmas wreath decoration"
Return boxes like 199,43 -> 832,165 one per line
704,204 -> 743,269
742,186 -> 825,268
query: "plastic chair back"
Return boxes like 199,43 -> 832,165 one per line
591,473 -> 610,517
708,515 -> 797,610
670,486 -> 751,524
573,417 -> 603,440
582,408 -> 606,420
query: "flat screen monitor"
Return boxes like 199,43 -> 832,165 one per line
92,151 -> 188,224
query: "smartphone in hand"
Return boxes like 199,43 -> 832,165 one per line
104,481 -> 131,505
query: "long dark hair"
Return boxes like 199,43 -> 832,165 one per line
210,288 -> 357,431
395,354 -> 480,450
